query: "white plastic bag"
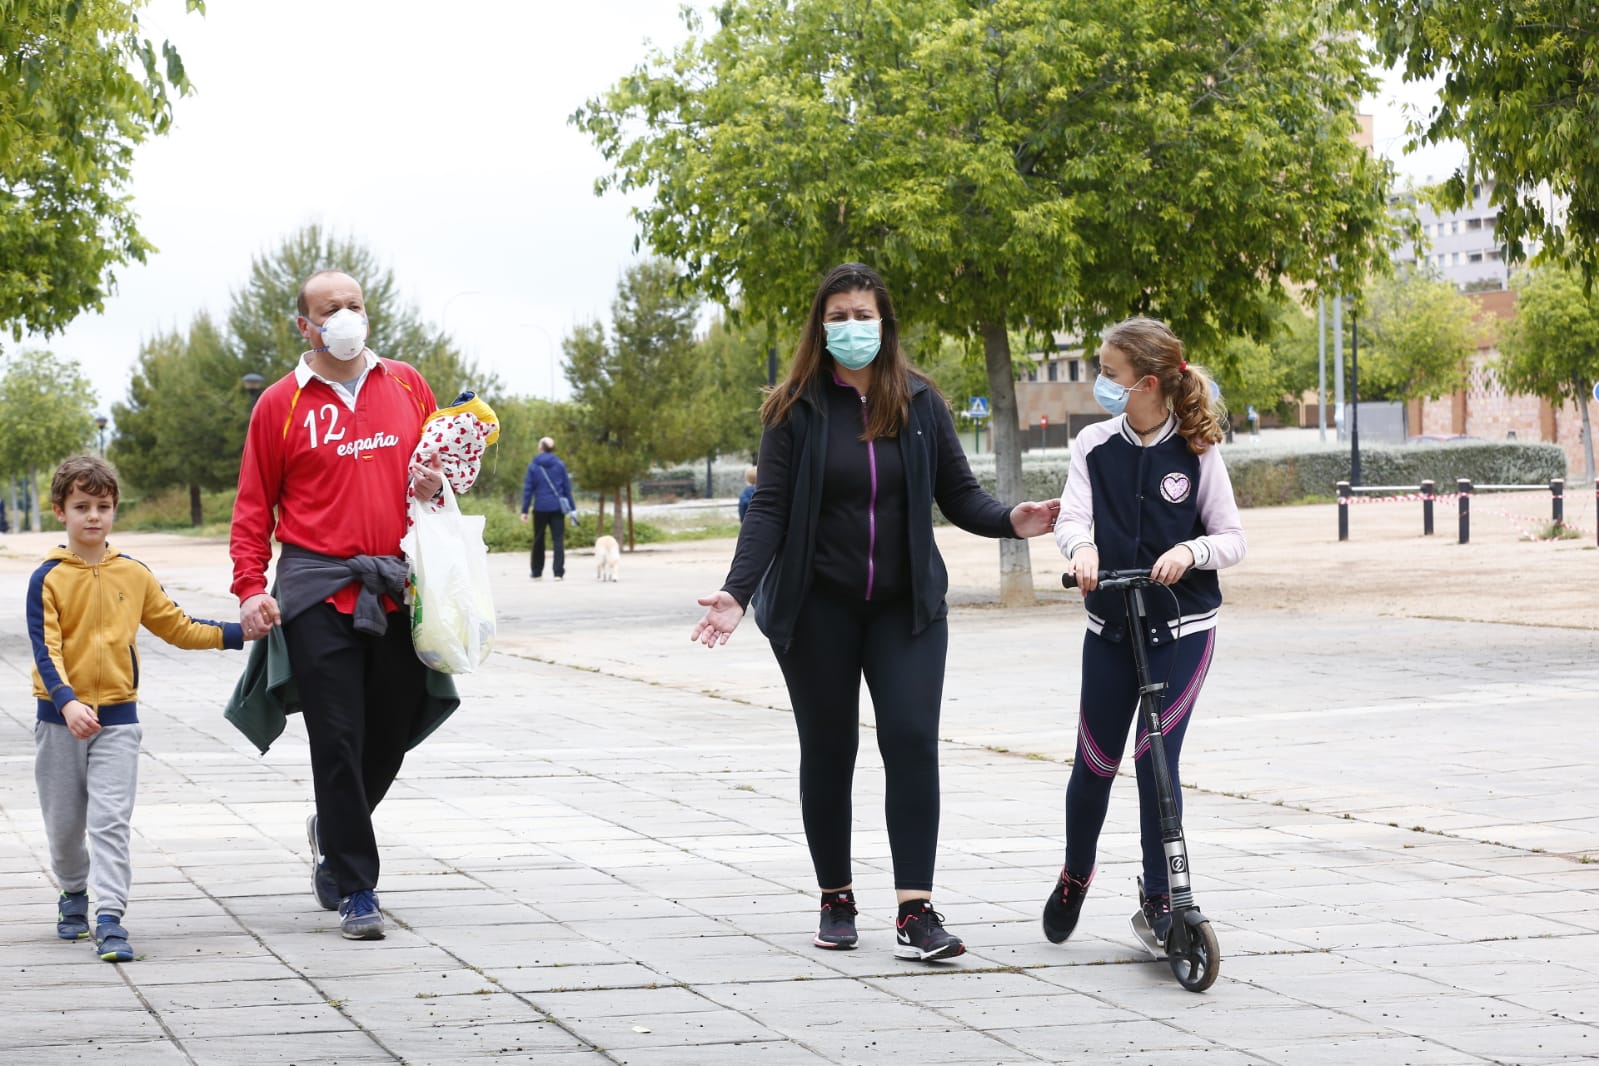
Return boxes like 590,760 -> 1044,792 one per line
400,479 -> 495,673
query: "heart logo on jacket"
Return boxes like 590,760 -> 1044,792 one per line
1160,473 -> 1191,503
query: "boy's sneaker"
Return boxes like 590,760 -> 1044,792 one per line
94,914 -> 134,963
339,890 -> 385,940
56,890 -> 90,940
814,891 -> 858,950
1042,866 -> 1094,944
307,813 -> 338,911
1141,890 -> 1173,947
894,901 -> 965,962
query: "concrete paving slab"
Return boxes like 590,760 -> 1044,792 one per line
1,518 -> 1596,1064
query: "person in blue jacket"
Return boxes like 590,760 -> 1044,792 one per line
737,465 -> 757,521
520,437 -> 575,580
689,263 -> 1060,963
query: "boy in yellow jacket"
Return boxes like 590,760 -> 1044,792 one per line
28,456 -> 246,962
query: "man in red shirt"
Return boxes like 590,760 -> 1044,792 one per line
231,269 -> 445,941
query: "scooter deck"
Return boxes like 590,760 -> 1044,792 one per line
1129,909 -> 1164,959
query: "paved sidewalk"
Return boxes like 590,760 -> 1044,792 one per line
0,518 -> 1595,1065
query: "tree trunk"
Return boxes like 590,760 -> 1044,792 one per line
626,482 -> 635,551
980,319 -> 1035,607
189,483 -> 203,527
29,464 -> 41,532
612,487 -> 624,542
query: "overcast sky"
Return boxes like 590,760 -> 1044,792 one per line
22,2 -> 1456,413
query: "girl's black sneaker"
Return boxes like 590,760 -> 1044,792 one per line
1140,888 -> 1173,946
814,891 -> 858,949
1042,866 -> 1094,944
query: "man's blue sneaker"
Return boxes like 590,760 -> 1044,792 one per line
339,890 -> 385,940
306,813 -> 338,911
56,890 -> 90,940
94,914 -> 134,962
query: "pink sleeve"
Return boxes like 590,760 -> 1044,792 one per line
1054,434 -> 1096,560
1181,447 -> 1246,569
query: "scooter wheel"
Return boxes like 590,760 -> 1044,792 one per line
1167,917 -> 1220,992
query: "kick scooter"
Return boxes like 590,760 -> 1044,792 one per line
1062,567 -> 1220,993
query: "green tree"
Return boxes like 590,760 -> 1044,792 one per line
575,0 -> 1394,604
226,224 -> 500,401
0,348 -> 97,530
2,0 -> 202,342
471,393 -> 571,507
1210,335 -> 1285,428
1357,2 -> 1599,278
560,258 -> 703,540
109,313 -> 250,525
1497,265 -> 1599,483
1354,265 -> 1481,403
691,314 -> 772,466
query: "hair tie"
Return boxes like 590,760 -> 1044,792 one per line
1179,360 -> 1189,372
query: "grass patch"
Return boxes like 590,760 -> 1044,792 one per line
1528,520 -> 1581,541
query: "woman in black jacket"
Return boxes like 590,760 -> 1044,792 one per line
691,263 -> 1059,962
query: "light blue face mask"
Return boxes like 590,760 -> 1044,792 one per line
824,319 -> 882,370
1093,373 -> 1144,416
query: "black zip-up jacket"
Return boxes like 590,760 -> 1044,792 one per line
721,374 -> 1017,650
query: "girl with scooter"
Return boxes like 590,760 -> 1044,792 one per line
1044,317 -> 1245,959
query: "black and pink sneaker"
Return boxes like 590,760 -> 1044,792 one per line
814,891 -> 858,949
894,900 -> 964,962
1042,865 -> 1094,944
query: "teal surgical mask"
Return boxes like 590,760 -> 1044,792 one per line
825,319 -> 881,370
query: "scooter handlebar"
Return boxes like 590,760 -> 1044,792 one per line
1061,567 -> 1156,591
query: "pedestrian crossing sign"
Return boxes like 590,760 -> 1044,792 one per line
966,397 -> 990,419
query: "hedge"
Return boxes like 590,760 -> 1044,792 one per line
1221,441 -> 1567,507
958,440 -> 1566,513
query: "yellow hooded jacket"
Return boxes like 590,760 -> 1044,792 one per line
28,544 -> 243,726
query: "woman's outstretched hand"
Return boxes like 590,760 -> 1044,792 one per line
1010,499 -> 1062,538
691,591 -> 745,648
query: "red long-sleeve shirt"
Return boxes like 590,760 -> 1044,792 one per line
230,356 -> 437,612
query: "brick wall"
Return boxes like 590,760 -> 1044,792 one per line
1414,289 -> 1597,479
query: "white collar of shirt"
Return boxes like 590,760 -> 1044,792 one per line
295,350 -> 379,410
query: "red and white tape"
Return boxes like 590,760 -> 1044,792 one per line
1338,492 -> 1459,505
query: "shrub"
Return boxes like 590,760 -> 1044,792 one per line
955,440 -> 1566,515
1224,442 -> 1567,507
111,487 -> 239,532
458,494 -> 663,553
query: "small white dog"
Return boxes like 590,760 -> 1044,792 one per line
594,534 -> 620,582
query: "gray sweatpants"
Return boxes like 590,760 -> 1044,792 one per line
34,721 -> 141,918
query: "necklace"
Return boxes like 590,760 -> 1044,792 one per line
1129,415 -> 1165,436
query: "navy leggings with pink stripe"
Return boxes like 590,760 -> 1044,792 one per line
1064,627 -> 1215,895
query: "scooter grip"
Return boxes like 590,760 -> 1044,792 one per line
1061,572 -> 1079,590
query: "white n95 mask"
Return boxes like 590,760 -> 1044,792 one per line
308,308 -> 368,361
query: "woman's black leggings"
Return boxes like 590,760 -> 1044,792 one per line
773,585 -> 948,892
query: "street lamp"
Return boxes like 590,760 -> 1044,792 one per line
94,414 -> 107,454
241,373 -> 265,409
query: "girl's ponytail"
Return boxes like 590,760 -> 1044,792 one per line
1170,361 -> 1226,454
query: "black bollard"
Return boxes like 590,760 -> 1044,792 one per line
1551,478 -> 1564,525
1337,480 -> 1351,541
1458,478 -> 1472,545
1421,479 -> 1435,536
